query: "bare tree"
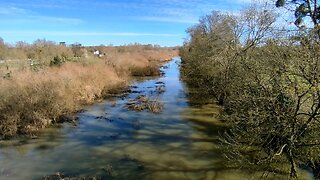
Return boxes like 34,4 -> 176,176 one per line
181,2 -> 320,178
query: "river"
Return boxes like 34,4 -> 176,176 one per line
0,58 -> 312,179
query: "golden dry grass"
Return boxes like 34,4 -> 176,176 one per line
103,48 -> 178,75
0,62 -> 125,138
0,47 -> 177,139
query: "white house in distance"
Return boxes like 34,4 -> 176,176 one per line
92,49 -> 105,57
93,50 -> 100,55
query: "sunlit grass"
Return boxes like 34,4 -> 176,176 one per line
0,46 -> 177,138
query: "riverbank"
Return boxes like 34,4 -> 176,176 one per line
0,47 -> 177,139
0,58 -> 225,180
1,58 -> 306,180
179,5 -> 320,178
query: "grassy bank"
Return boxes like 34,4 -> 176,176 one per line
0,42 -> 177,139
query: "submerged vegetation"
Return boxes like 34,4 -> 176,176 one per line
180,1 -> 320,178
0,40 -> 177,139
126,95 -> 164,113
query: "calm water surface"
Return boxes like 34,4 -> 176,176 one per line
0,58 -> 312,179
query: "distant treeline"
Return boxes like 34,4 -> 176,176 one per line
0,38 -> 177,67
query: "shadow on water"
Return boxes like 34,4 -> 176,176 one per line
0,57 -> 307,180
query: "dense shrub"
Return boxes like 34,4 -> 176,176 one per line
180,3 -> 320,178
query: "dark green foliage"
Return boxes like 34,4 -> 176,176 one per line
276,0 -> 285,7
50,56 -> 64,66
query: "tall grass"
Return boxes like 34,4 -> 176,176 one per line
0,62 -> 125,138
104,49 -> 177,76
0,42 -> 178,138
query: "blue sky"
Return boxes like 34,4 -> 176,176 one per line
0,0 -> 251,46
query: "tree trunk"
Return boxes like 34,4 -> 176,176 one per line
311,161 -> 320,179
290,160 -> 297,178
288,150 -> 297,178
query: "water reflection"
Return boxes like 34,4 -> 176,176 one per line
0,58 -> 302,180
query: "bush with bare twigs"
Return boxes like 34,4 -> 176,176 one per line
180,2 -> 320,178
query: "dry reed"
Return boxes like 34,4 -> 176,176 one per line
0,62 -> 125,138
0,46 -> 177,138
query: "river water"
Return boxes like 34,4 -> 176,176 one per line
0,58 -> 312,179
